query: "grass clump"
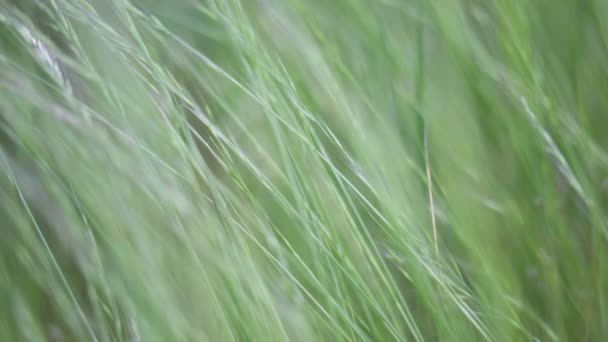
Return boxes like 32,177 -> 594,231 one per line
1,0 -> 608,340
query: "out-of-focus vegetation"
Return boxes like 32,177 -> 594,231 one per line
1,0 -> 608,340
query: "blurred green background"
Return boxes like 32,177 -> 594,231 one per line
1,0 -> 608,340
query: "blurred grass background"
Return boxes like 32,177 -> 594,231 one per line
1,0 -> 608,340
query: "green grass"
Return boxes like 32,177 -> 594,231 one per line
1,0 -> 608,340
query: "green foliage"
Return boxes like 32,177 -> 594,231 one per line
1,0 -> 608,340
